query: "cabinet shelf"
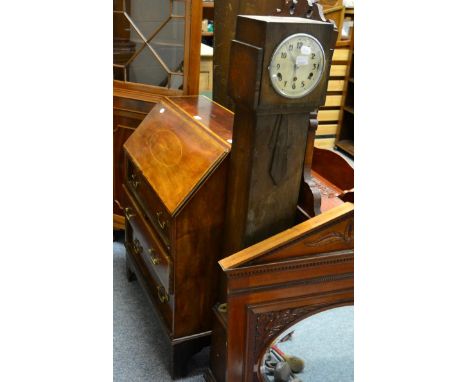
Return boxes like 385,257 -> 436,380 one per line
202,31 -> 214,37
335,25 -> 353,158
202,1 -> 214,8
336,139 -> 354,156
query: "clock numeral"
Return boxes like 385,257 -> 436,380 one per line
308,72 -> 313,79
297,42 -> 303,49
281,52 -> 287,59
312,63 -> 317,70
276,63 -> 280,70
292,83 -> 296,90
311,53 -> 316,59
301,81 -> 305,88
284,81 -> 288,87
288,44 -> 293,51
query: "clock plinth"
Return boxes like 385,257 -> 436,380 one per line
223,15 -> 337,255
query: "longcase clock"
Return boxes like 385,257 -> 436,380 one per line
223,14 -> 337,255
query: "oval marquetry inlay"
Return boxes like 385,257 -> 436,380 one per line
148,129 -> 183,167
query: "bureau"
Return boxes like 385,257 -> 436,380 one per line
122,95 -> 234,378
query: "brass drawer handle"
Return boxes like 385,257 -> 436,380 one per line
124,207 -> 135,220
217,303 -> 228,313
132,238 -> 143,255
148,248 -> 160,265
130,173 -> 140,189
157,285 -> 169,303
156,211 -> 167,230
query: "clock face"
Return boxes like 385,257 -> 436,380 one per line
269,33 -> 325,99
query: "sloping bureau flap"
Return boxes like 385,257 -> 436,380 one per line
124,97 -> 230,217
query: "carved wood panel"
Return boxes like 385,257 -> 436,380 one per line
246,296 -> 353,381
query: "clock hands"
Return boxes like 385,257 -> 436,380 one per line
288,52 -> 298,85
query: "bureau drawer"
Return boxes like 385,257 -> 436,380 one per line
125,158 -> 172,249
123,185 -> 173,294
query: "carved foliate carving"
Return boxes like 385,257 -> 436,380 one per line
254,305 -> 318,355
304,218 -> 353,248
252,299 -> 352,362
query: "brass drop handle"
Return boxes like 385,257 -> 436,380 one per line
124,207 -> 135,220
132,238 -> 143,255
130,173 -> 140,189
156,211 -> 167,230
157,285 -> 169,303
148,248 -> 160,265
217,303 -> 228,313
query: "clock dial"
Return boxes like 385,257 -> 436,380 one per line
269,33 -> 325,99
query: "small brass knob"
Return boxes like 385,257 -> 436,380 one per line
156,211 -> 167,230
132,238 -> 142,255
124,207 -> 135,220
130,173 -> 140,189
157,285 -> 169,303
148,248 -> 160,265
218,303 -> 228,313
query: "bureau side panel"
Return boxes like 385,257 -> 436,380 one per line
173,160 -> 229,338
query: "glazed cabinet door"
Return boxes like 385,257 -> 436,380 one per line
113,0 -> 201,95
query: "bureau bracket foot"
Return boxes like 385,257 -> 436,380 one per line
170,333 -> 211,379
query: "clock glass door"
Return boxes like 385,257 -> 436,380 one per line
269,33 -> 325,99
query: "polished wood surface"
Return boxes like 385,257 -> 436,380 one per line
220,203 -> 353,269
124,99 -> 229,216
114,80 -> 181,99
312,147 -> 353,192
167,96 -> 234,143
114,93 -> 232,228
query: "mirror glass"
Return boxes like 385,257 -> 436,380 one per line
260,306 -> 353,382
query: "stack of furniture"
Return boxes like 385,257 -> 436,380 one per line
202,1 -> 215,45
120,10 -> 354,381
315,40 -> 353,149
334,26 -> 354,156
121,94 -> 354,381
199,43 -> 214,92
